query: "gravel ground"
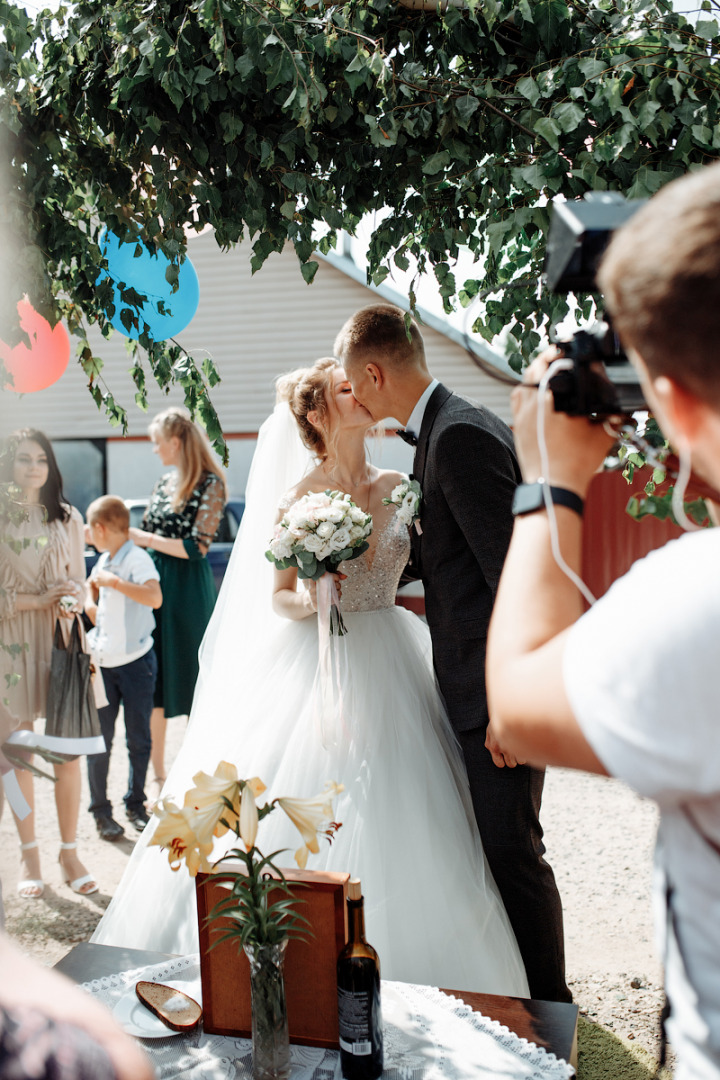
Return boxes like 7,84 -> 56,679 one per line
0,717 -> 669,1070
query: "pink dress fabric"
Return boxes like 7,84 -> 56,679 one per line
0,504 -> 85,727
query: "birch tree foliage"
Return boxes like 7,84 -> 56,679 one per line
0,0 -> 719,454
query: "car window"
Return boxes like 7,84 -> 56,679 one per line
128,505 -> 147,528
214,509 -> 236,543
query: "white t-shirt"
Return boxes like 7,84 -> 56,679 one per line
564,529 -> 720,1080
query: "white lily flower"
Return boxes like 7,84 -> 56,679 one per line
277,782 -> 343,867
239,783 -> 259,851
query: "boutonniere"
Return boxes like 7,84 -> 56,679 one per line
383,478 -> 423,534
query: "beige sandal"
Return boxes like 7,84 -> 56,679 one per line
59,841 -> 98,895
18,840 -> 44,899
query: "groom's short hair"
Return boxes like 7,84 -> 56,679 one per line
334,305 -> 426,371
598,161 -> 720,405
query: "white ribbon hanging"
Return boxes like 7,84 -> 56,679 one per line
2,768 -> 31,820
311,574 -> 350,751
2,729 -> 107,819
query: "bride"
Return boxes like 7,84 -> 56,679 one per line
92,358 -> 529,996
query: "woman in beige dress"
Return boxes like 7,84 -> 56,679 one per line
0,428 -> 96,898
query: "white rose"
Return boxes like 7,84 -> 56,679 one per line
349,506 -> 366,524
349,525 -> 365,541
402,491 -> 416,515
271,537 -> 293,560
303,533 -> 326,553
396,508 -> 413,527
316,521 -> 335,539
324,507 -> 346,524
390,483 -> 406,503
318,542 -> 334,561
330,527 -> 351,551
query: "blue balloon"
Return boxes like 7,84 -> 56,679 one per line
97,231 -> 200,341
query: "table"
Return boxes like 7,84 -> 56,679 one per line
56,942 -> 578,1072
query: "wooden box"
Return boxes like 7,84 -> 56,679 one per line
196,866 -> 349,1047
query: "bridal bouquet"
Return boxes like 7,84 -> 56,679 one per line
266,489 -> 372,582
383,478 -> 422,531
150,762 -> 342,943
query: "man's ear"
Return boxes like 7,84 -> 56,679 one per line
365,362 -> 384,389
652,375 -> 707,445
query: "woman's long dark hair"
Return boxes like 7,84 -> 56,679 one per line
1,429 -> 70,523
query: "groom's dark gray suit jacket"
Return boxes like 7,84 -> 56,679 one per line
409,383 -> 571,1004
411,383 -> 521,735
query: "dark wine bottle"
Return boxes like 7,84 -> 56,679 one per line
337,878 -> 383,1080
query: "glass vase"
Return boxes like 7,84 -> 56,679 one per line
244,939 -> 291,1080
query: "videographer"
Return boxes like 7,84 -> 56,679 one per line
486,161 -> 720,1080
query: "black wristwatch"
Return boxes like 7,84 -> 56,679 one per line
511,482 -> 584,518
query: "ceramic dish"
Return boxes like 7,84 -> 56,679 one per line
112,981 -> 202,1039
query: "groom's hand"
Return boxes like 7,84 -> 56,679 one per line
485,719 -> 526,768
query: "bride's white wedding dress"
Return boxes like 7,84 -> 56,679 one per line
92,405 -> 528,996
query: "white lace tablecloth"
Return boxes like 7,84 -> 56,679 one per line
81,954 -> 575,1080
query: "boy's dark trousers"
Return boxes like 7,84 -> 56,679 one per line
87,649 -> 158,817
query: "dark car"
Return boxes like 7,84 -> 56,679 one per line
84,497 -> 245,593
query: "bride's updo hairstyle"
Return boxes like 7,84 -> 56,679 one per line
276,358 -> 339,460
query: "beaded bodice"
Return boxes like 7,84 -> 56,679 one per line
339,514 -> 411,613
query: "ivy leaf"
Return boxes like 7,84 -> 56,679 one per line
422,151 -> 450,175
695,18 -> 719,39
517,76 -> 540,107
534,117 -> 561,150
534,1 -> 569,52
455,94 -> 481,123
553,101 -> 584,133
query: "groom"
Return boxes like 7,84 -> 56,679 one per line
336,304 -> 571,1003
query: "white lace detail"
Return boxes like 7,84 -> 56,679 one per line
81,956 -> 574,1079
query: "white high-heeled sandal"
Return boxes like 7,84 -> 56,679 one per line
18,840 -> 44,899
58,841 -> 98,895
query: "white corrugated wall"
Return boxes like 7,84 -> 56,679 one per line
1,232 -> 513,446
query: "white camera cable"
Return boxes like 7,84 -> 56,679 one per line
672,438 -> 704,532
536,359 -> 598,607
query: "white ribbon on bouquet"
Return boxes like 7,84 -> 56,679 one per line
311,574 -> 350,751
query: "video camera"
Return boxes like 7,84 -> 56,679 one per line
544,193 -> 647,419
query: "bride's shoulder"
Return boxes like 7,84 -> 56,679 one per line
277,471 -> 327,512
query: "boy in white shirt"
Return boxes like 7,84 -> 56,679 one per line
84,497 -> 162,840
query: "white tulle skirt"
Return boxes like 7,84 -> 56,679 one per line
92,605 -> 529,997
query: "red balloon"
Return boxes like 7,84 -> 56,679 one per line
0,299 -> 70,393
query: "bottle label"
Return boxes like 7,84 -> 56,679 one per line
337,988 -> 373,1056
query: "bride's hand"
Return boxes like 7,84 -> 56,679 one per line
303,573 -> 347,613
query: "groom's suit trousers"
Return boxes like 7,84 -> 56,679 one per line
412,385 -> 572,1004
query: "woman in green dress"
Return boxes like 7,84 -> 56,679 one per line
130,407 -> 226,802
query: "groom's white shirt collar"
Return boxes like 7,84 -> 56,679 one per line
406,378 -> 439,440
